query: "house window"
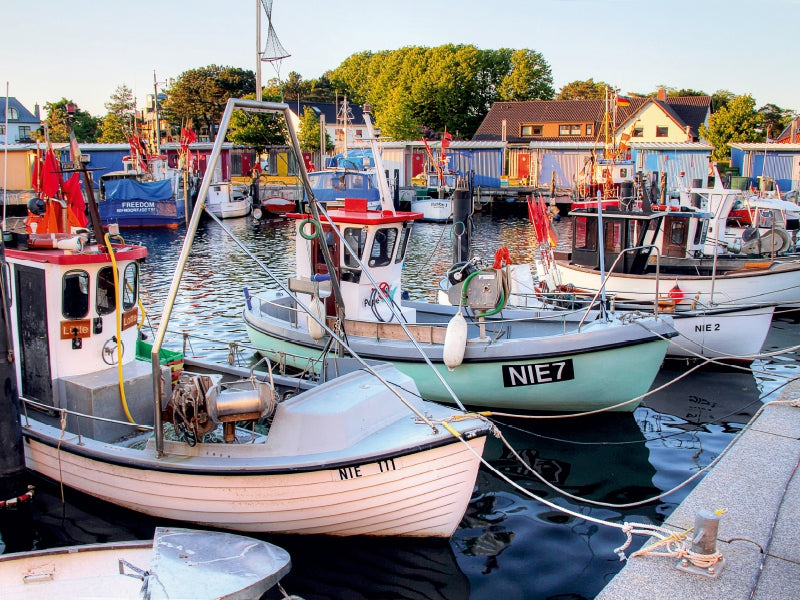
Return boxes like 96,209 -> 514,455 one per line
586,124 -> 593,136
521,124 -> 542,137
0,125 -> 4,135
559,124 -> 582,136
18,126 -> 31,141
355,129 -> 363,138
656,126 -> 669,137
7,108 -> 18,120
632,127 -> 643,137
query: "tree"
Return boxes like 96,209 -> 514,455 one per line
97,112 -> 128,143
329,44 -> 553,139
699,94 -> 764,161
40,99 -> 99,142
161,65 -> 256,141
557,78 -> 610,100
711,89 -> 736,112
228,97 -> 289,152
297,106 -> 333,152
497,49 -> 554,101
282,72 -> 311,102
758,103 -> 796,139
104,84 -> 136,135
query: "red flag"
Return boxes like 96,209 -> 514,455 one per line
41,148 -> 62,198
62,173 -> 88,227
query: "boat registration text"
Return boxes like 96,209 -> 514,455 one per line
335,458 -> 399,481
502,360 -> 575,387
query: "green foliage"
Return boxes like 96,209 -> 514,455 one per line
104,84 -> 136,135
497,49 -> 554,101
557,78 -> 611,100
297,106 -> 333,152
228,97 -> 289,152
758,103 -> 796,139
97,112 -> 129,143
161,65 -> 255,141
329,44 -> 554,140
699,94 -> 764,161
711,90 -> 736,112
41,99 -> 99,142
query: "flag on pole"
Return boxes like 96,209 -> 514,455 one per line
616,95 -> 631,107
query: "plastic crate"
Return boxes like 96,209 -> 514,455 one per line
136,339 -> 184,380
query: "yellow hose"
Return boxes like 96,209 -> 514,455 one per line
104,234 -> 135,424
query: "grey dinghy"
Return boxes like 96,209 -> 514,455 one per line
10,99 -> 490,537
0,527 -> 290,599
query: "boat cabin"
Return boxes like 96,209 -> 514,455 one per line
287,199 -> 421,322
4,233 -> 150,426
304,169 -> 381,208
568,206 -> 711,274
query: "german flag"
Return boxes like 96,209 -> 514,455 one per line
616,95 -> 631,107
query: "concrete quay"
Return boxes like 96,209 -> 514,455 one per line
596,383 -> 800,600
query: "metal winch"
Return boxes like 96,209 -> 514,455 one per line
169,372 -> 276,444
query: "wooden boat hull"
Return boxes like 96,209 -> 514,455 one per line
23,425 -> 485,537
244,296 -> 674,412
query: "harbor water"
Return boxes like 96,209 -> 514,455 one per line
2,210 -> 797,599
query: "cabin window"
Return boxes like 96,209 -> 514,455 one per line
96,266 -> 117,316
574,217 -> 598,251
343,227 -> 367,267
122,263 -> 138,311
656,126 -> 669,137
670,221 -> 686,245
368,228 -> 398,268
604,221 -> 623,252
62,270 -> 90,319
395,226 -> 412,263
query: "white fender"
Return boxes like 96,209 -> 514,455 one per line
443,310 -> 467,371
307,297 -> 326,341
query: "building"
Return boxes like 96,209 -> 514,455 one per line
472,90 -> 713,191
0,98 -> 41,144
729,142 -> 800,193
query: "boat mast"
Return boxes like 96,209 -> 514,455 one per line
256,0 -> 262,101
361,105 -> 394,213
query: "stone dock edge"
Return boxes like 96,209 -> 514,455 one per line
595,380 -> 800,600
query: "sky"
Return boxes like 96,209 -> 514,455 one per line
2,0 -> 799,120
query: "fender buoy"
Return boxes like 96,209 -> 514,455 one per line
668,284 -> 685,302
443,311 -> 468,371
307,297 -> 326,340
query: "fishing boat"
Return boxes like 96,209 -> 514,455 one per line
410,132 -> 456,222
8,99 -> 491,538
98,137 -> 187,228
206,181 -> 252,219
305,167 -> 381,210
243,107 -> 677,413
509,196 -> 775,360
0,527 -> 291,600
552,192 -> 800,308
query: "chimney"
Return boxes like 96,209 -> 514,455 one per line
501,119 -> 507,142
657,88 -> 666,101
34,103 -> 40,120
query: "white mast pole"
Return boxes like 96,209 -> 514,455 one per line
3,82 -> 9,230
256,0 -> 262,101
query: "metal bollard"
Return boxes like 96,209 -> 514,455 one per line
676,509 -> 728,579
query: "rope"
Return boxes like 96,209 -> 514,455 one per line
0,485 -> 34,509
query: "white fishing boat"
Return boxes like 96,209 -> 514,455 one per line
409,133 -> 456,222
0,527 -> 290,600
518,196 -> 778,360
243,107 -> 677,413
9,99 -> 490,538
206,181 -> 252,219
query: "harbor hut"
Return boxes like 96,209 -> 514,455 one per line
728,142 -> 800,194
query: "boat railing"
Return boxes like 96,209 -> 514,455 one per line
19,395 -> 153,445
577,244 -> 663,330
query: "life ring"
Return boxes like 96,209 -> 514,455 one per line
299,218 -> 320,240
493,246 -> 512,269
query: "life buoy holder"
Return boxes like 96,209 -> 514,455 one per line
493,246 -> 512,269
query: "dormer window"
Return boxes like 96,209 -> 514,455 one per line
559,124 -> 582,136
521,124 -> 542,137
7,107 -> 18,120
